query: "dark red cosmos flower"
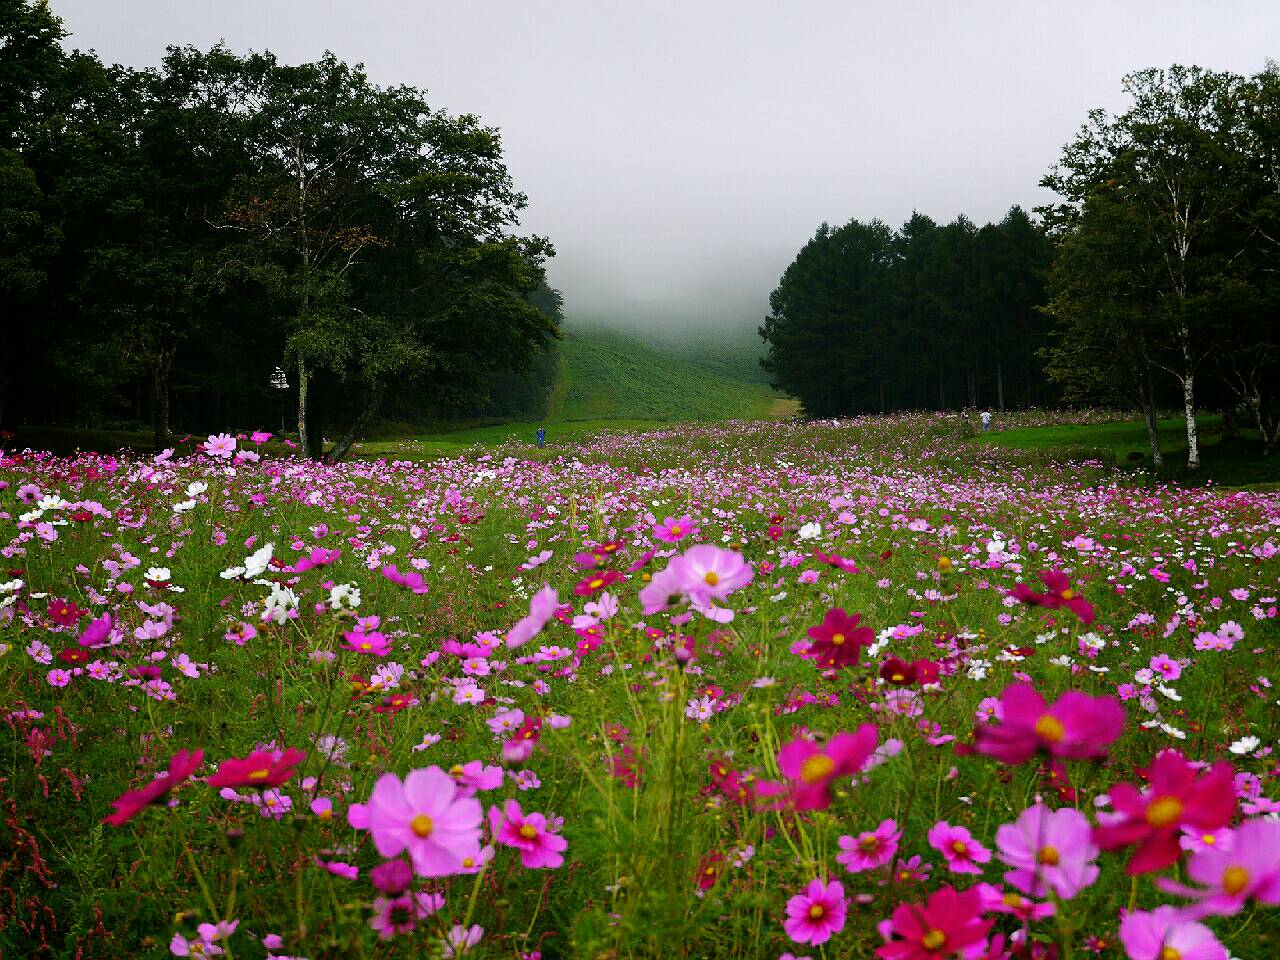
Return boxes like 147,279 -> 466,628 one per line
573,569 -> 624,596
103,748 -> 204,826
57,648 -> 91,665
591,540 -> 626,557
127,665 -> 162,682
806,608 -> 873,670
695,851 -> 726,891
373,692 -> 415,713
879,657 -> 942,686
69,509 -> 94,523
207,747 -> 306,789
1009,570 -> 1095,625
1094,749 -> 1236,875
47,597 -> 88,627
812,551 -> 859,572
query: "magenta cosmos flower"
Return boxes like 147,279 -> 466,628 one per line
341,630 -> 391,656
995,803 -> 1098,899
207,746 -> 305,789
973,683 -> 1123,764
784,877 -> 847,946
1119,906 -> 1227,960
1009,569 -> 1095,624
778,724 -> 878,811
103,748 -> 204,826
489,799 -> 568,868
381,563 -> 428,594
1157,817 -> 1280,918
927,821 -> 991,875
837,819 -> 900,873
805,608 -> 873,670
1094,749 -> 1236,875
367,766 -> 483,877
875,884 -> 993,960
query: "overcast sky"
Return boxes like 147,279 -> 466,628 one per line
53,0 -> 1280,328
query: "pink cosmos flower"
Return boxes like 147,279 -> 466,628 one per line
676,544 -> 754,606
250,430 -> 272,444
449,760 -> 505,796
442,924 -> 484,958
927,821 -> 991,875
836,819 -> 900,873
489,799 -> 568,868
1009,569 -> 1095,624
995,803 -> 1098,899
506,586 -> 560,648
875,884 -> 993,959
973,683 -> 1124,764
573,569 -> 624,596
204,433 -> 237,458
1156,817 -> 1280,918
653,514 -> 697,543
1118,906 -> 1227,960
777,724 -> 878,811
783,877 -> 847,946
382,563 -> 429,594
1094,750 -> 1236,875
367,766 -> 483,877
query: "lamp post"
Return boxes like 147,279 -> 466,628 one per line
270,366 -> 289,433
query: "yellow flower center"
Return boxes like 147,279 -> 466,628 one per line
410,814 -> 434,838
891,672 -> 906,682
831,633 -> 845,646
1037,845 -> 1060,866
519,824 -> 538,841
449,764 -> 465,777
951,840 -> 968,854
1002,891 -> 1025,908
922,929 -> 947,950
859,835 -> 879,852
670,526 -> 682,536
799,754 -> 835,784
318,808 -> 332,820
1222,865 -> 1250,896
1145,796 -> 1184,828
247,768 -> 270,782
807,904 -> 825,920
1061,588 -> 1075,599
704,571 -> 719,586
1034,714 -> 1066,743
1159,948 -> 1180,960
937,557 -> 952,572
461,856 -> 475,868
589,578 -> 604,589
1202,834 -> 1216,845
360,641 -> 372,650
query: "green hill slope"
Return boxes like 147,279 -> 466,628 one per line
547,322 -> 793,422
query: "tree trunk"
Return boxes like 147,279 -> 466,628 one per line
1182,373 -> 1199,470
1140,393 -> 1163,469
151,346 -> 174,452
323,380 -> 386,464
938,368 -> 945,410
1221,404 -> 1239,440
996,361 -> 1005,412
297,355 -> 311,459
878,379 -> 885,414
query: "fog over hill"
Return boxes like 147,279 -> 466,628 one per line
52,0 -> 1280,337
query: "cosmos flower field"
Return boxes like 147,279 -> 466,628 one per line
2,413 -> 1278,960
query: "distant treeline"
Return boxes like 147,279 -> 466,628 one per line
761,208 -> 1052,416
763,64 -> 1280,467
0,1 -> 559,459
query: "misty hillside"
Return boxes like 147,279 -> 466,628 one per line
547,321 -> 792,422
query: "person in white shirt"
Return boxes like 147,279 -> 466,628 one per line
980,409 -> 992,433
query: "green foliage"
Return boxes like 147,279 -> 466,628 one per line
761,208 -> 1054,417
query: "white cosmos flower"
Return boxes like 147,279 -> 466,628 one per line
185,481 -> 208,496
244,543 -> 274,578
1229,736 -> 1261,755
145,567 -> 171,582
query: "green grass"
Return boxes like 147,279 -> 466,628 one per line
978,415 -> 1280,489
546,321 -> 793,422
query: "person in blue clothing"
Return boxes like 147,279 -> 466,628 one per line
536,426 -> 546,449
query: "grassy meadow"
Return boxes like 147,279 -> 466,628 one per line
1,412 -> 1279,960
